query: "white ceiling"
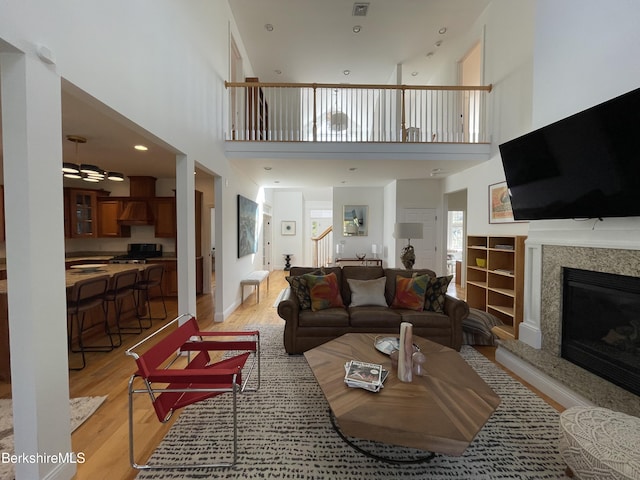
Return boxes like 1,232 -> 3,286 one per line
1,0 -> 491,189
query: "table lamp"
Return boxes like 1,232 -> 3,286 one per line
394,223 -> 423,269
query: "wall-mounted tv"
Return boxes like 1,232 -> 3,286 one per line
499,87 -> 640,221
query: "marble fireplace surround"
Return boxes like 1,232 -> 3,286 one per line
496,241 -> 640,417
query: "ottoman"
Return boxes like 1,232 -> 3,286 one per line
559,406 -> 640,479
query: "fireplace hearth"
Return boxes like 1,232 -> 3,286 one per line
562,267 -> 640,396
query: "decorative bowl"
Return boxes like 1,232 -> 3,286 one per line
475,258 -> 486,267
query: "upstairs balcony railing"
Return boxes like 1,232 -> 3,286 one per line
225,80 -> 492,143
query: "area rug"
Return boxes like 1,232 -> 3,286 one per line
0,395 -> 106,480
136,326 -> 566,479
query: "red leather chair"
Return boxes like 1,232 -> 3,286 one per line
125,314 -> 260,470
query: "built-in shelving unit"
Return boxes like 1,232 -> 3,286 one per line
465,235 -> 527,340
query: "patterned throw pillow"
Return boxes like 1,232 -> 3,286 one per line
303,272 -> 345,311
285,275 -> 312,310
390,274 -> 430,311
424,275 -> 453,313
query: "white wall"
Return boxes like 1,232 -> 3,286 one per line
272,190 -> 305,269
333,187 -> 384,260
383,181 -> 398,266
526,0 -> 640,242
1,2 -> 258,477
443,0 -> 535,238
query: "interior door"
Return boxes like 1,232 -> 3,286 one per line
400,208 -> 437,270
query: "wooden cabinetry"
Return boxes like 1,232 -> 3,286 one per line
148,256 -> 203,297
154,197 -> 176,238
97,198 -> 131,237
465,235 -> 526,340
66,189 -> 98,238
245,77 -> 269,140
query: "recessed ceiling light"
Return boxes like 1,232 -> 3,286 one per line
426,51 -> 434,58
411,71 -> 419,77
438,27 -> 447,35
274,180 -> 280,184
349,167 -> 357,171
134,145 -> 148,151
274,69 -> 282,75
352,25 -> 361,33
343,69 -> 351,76
264,166 -> 272,171
265,24 -> 274,32
435,40 -> 443,47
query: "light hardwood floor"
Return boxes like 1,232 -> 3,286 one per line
2,270 -> 562,480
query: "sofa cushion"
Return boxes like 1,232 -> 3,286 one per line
299,308 -> 350,327
349,306 -> 403,327
390,274 -> 430,311
303,272 -> 345,311
424,275 -> 453,313
346,277 -> 388,307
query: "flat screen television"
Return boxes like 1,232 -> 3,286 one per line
499,87 -> 640,220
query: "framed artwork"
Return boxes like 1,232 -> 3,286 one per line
281,220 -> 296,235
489,182 -> 516,224
343,205 -> 368,236
237,194 -> 258,257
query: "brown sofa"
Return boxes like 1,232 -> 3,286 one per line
277,266 -> 469,354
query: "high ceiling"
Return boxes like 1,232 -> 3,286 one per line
1,1 -> 491,189
228,0 -> 490,85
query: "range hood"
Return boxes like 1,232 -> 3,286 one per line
118,200 -> 155,225
118,176 -> 156,225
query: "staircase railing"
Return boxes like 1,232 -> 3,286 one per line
312,226 -> 333,268
225,80 -> 492,143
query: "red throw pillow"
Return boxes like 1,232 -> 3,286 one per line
303,272 -> 345,311
391,274 -> 429,311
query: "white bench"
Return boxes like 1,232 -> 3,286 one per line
240,270 -> 270,304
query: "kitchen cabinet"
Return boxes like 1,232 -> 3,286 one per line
154,197 -> 176,238
148,257 -> 204,297
97,198 -> 131,237
465,235 -> 527,340
66,188 -> 98,238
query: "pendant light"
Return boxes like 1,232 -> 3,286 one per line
62,135 -> 124,182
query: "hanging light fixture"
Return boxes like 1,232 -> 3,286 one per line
62,135 -> 124,182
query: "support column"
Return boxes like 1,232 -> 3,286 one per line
176,154 -> 197,318
0,51 -> 73,479
520,240 -> 543,348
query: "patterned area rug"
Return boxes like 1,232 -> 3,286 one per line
0,395 -> 106,480
136,326 -> 565,479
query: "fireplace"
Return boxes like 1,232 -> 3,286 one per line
562,267 -> 640,396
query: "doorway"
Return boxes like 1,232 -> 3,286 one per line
445,189 -> 467,286
399,208 -> 437,270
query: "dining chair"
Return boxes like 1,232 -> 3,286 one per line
67,274 -> 112,370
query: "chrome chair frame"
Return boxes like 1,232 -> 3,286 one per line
125,313 -> 260,470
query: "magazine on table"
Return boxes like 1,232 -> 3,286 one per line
344,360 -> 388,392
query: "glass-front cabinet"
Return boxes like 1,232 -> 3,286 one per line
66,189 -> 98,238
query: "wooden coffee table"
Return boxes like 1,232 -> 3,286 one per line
304,333 -> 500,457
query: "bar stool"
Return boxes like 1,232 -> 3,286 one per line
134,264 -> 167,327
104,269 -> 140,345
67,275 -> 113,370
